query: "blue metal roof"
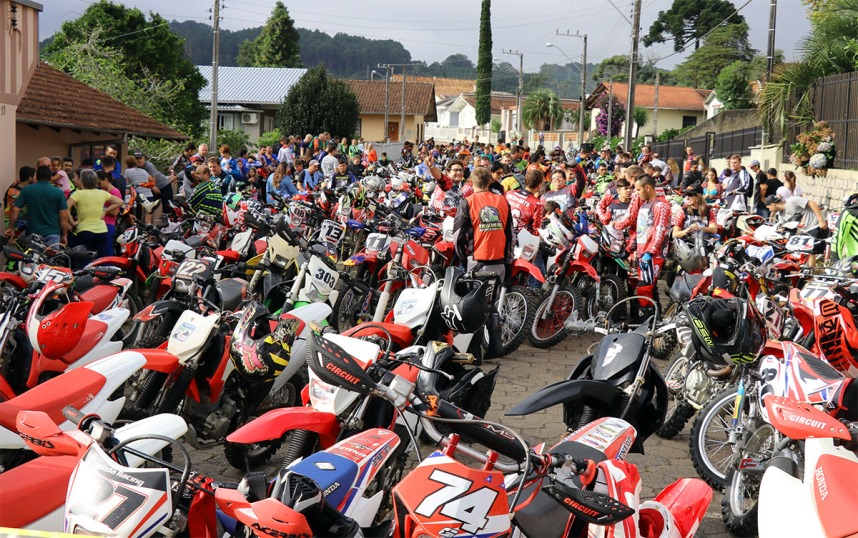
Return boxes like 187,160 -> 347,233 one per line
197,66 -> 307,105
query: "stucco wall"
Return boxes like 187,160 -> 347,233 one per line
589,107 -> 705,138
681,109 -> 760,140
359,114 -> 423,143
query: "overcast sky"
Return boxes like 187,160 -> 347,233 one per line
43,0 -> 811,72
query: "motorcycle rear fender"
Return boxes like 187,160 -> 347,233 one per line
512,259 -> 545,283
566,261 -> 599,281
226,407 -> 340,447
505,379 -> 625,416
87,257 -> 148,284
644,478 -> 713,538
0,272 -> 26,290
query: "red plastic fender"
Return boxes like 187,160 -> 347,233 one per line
225,407 -> 340,448
0,375 -> 16,401
138,349 -> 181,373
342,322 -> 414,350
0,272 -> 26,290
646,478 -> 713,538
511,259 -> 545,283
88,257 -> 148,284
254,238 -> 267,256
566,260 -> 599,281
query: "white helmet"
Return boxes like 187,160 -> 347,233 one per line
362,175 -> 384,193
391,176 -> 405,190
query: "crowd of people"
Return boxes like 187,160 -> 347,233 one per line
4,132 -> 830,297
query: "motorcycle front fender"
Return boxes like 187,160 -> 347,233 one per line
505,379 -> 625,416
643,478 -> 713,538
133,299 -> 185,323
566,261 -> 599,281
137,349 -> 180,373
511,259 -> 545,283
0,272 -> 26,290
225,407 -> 340,447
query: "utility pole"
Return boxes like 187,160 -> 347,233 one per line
607,81 -> 614,140
762,0 -> 778,145
556,30 -> 588,148
625,0 -> 643,151
400,66 -> 407,143
379,64 -> 392,143
653,71 -> 660,138
502,49 -> 524,136
208,0 -> 220,151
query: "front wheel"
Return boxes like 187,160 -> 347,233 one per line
657,355 -> 695,439
497,286 -> 538,357
331,282 -> 373,332
528,286 -> 585,349
721,422 -> 778,536
586,274 -> 627,321
689,386 -> 741,489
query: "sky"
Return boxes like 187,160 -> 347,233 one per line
43,0 -> 812,72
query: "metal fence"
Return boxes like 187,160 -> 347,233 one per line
813,71 -> 858,169
651,133 -> 715,168
711,127 -> 762,159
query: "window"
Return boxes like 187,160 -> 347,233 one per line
449,112 -> 459,127
355,118 -> 362,137
264,116 -> 275,133
682,115 -> 697,128
218,113 -> 234,130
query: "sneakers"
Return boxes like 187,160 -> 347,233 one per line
142,199 -> 161,214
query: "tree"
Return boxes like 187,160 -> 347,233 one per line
237,2 -> 301,67
633,107 -> 649,136
716,61 -> 754,109
594,94 -> 626,137
672,23 -> 755,88
522,89 -> 564,130
276,66 -> 359,138
592,55 -> 674,85
642,0 -> 745,52
43,0 -> 206,136
475,0 -> 493,126
759,0 -> 858,134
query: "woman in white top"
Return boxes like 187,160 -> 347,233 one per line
776,170 -> 803,200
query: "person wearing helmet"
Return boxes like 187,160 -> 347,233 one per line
613,172 -> 672,322
453,167 -> 514,281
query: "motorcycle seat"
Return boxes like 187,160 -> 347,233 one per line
0,455 -> 77,528
0,367 -> 106,432
216,278 -> 248,312
79,284 -> 119,314
289,452 -> 357,511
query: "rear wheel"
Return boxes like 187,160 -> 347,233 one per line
497,286 -> 538,357
586,274 -> 627,321
331,284 -> 373,332
657,355 -> 695,439
651,303 -> 679,360
116,293 -> 142,346
529,286 -> 585,349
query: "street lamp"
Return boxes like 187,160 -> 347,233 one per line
549,36 -> 588,150
370,70 -> 381,80
546,42 -> 573,63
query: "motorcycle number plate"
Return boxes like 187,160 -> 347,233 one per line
786,234 -> 814,252
800,282 -> 836,302
300,256 -> 339,303
366,233 -> 391,254
122,227 -> 139,244
36,266 -> 72,284
319,219 -> 346,246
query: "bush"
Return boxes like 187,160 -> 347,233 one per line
256,129 -> 282,150
216,129 -> 251,154
276,65 -> 359,139
128,138 -> 186,173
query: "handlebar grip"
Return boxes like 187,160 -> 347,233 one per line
451,353 -> 475,364
469,271 -> 499,280
62,406 -> 85,426
435,399 -> 526,462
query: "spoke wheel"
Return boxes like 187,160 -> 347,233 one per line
689,386 -> 741,489
657,355 -> 696,439
528,287 -> 584,349
497,286 -> 537,357
722,422 -> 778,536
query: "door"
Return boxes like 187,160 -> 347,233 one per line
387,122 -> 399,142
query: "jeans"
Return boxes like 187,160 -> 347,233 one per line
755,206 -> 770,219
42,234 -> 61,247
105,224 -> 116,257
528,251 -> 546,288
72,231 -> 109,265
159,183 -> 174,214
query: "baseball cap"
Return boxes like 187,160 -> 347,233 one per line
764,194 -> 782,206
684,183 -> 704,196
750,159 -> 761,167
133,151 -> 144,158
309,159 -> 320,166
458,148 -> 471,156
190,155 -> 202,163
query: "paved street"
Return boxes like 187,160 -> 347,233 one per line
186,331 -> 734,538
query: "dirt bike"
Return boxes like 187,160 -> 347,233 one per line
757,396 -> 858,538
0,405 -> 187,532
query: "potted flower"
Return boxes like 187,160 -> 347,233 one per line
789,121 -> 836,177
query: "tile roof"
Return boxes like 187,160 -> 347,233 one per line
455,92 -> 580,114
585,82 -> 711,111
391,75 -> 475,98
17,63 -> 187,140
344,80 -> 437,121
197,66 -> 307,105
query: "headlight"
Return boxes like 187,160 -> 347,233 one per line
309,377 -> 336,405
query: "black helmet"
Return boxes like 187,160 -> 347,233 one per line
684,296 -> 767,366
230,302 -> 300,381
439,267 -> 492,333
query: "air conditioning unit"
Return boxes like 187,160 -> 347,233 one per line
241,112 -> 259,125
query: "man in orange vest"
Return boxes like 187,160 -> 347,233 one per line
453,167 -> 514,281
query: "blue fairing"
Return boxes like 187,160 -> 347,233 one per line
347,219 -> 364,230
290,452 -> 358,509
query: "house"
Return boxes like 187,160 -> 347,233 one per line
390,75 -> 474,100
585,82 -> 711,139
704,91 -> 724,119
16,63 -> 187,169
344,80 -> 437,143
197,65 -> 307,142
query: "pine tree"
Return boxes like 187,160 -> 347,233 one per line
475,0 -> 493,126
244,1 -> 301,67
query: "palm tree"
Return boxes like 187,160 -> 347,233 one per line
522,89 -> 564,130
759,0 -> 858,136
633,107 -> 648,137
